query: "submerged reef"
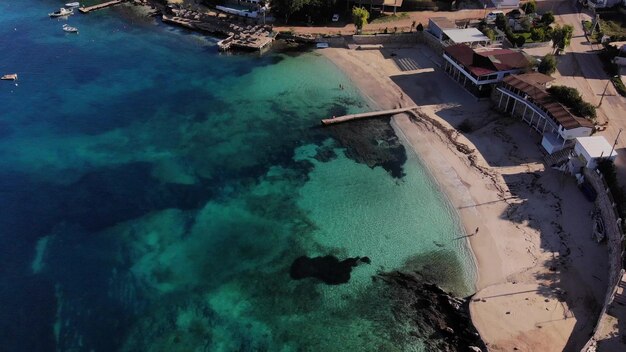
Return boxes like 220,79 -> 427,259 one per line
289,255 -> 371,285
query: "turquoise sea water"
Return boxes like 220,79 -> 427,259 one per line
0,1 -> 475,351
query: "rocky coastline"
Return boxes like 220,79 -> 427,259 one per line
375,271 -> 487,352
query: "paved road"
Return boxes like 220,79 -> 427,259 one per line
547,0 -> 626,179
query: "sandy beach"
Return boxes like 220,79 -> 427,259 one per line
322,46 -> 609,351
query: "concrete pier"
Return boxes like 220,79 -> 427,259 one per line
321,107 -> 417,125
79,0 -> 124,13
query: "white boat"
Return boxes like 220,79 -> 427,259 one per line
316,42 -> 329,49
49,8 -> 73,17
62,24 -> 79,33
65,2 -> 80,8
1,74 -> 18,81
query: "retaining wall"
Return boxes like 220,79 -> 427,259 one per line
580,167 -> 625,351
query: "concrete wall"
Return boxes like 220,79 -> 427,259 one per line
352,32 -> 422,45
580,168 -> 625,351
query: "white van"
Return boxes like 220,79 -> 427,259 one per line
485,11 -> 504,22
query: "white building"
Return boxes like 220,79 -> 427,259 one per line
573,136 -> 618,170
427,17 -> 457,41
492,73 -> 594,154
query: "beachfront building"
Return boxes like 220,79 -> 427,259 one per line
570,136 -> 619,170
492,73 -> 594,154
428,17 -> 457,40
442,44 -> 531,96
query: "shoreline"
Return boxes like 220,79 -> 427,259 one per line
321,46 -> 608,351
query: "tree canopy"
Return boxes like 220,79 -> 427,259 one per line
541,11 -> 555,26
548,85 -> 597,119
352,7 -> 369,32
537,54 -> 557,75
552,24 -> 574,54
271,0 -> 337,24
523,0 -> 537,14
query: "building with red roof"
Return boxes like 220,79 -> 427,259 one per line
442,44 -> 532,96
493,73 -> 594,154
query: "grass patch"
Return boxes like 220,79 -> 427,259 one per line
370,12 -> 410,24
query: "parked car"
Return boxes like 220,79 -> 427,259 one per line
332,14 -> 339,22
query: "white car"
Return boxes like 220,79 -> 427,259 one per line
332,14 -> 339,22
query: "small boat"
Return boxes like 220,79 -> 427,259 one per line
316,42 -> 329,49
1,74 -> 18,81
62,24 -> 79,33
49,8 -> 73,17
65,2 -> 80,8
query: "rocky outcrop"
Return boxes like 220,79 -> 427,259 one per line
375,271 -> 486,352
289,255 -> 370,285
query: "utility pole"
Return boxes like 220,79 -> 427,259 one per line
609,128 -> 623,159
598,75 -> 618,107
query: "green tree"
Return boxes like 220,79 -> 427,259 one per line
482,27 -> 496,41
523,0 -> 537,14
552,24 -> 574,54
352,6 -> 369,33
271,0 -> 309,23
548,85 -> 597,119
515,35 -> 526,47
531,27 -> 546,41
495,13 -> 508,31
416,22 -> 424,31
537,53 -> 557,75
541,11 -> 555,26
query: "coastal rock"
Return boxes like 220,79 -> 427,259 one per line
375,271 -> 487,352
289,255 -> 370,285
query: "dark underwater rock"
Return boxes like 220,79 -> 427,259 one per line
374,271 -> 486,352
289,255 -> 370,285
327,118 -> 407,178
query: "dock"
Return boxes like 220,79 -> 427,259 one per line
162,13 -> 273,52
321,107 -> 417,125
79,0 -> 124,13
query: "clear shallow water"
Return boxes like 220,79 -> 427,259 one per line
0,1 -> 474,351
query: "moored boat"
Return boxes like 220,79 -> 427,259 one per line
49,8 -> 73,17
1,74 -> 18,81
62,24 -> 79,33
65,2 -> 80,8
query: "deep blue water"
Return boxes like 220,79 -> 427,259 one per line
0,1 -> 474,351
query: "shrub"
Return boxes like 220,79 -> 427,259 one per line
416,22 -> 424,31
541,11 -> 555,26
523,0 -> 537,14
495,13 -> 508,31
482,28 -> 496,41
538,53 -> 557,75
531,27 -> 546,41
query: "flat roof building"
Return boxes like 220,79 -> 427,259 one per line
574,136 -> 618,169
442,28 -> 490,47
